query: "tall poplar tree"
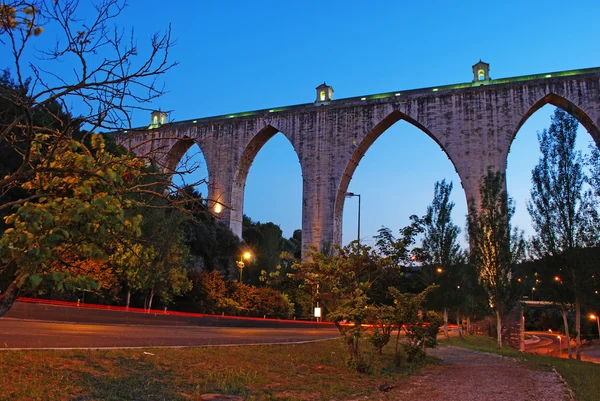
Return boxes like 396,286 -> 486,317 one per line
527,108 -> 594,359
468,170 -> 525,349
420,180 -> 465,338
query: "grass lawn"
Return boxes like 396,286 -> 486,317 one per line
0,339 -> 433,401
446,335 -> 600,401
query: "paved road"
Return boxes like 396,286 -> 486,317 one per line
0,301 -> 340,349
0,318 -> 340,349
525,332 -> 564,357
525,331 -> 600,363
4,301 -> 329,328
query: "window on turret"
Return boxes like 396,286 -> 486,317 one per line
153,115 -> 158,125
320,91 -> 326,101
160,115 -> 166,124
478,69 -> 486,81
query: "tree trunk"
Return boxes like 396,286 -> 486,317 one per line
456,312 -> 463,338
561,306 -> 572,359
148,288 -> 155,312
496,310 -> 503,349
125,289 -> 131,308
394,327 -> 402,365
467,316 -> 471,335
0,274 -> 25,317
519,307 -> 525,352
575,297 -> 581,360
443,308 -> 449,340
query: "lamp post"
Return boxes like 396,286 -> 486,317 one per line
589,314 -> 600,341
237,251 -> 252,283
557,335 -> 562,357
345,192 -> 361,243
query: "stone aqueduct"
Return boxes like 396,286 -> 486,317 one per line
115,62 -> 600,256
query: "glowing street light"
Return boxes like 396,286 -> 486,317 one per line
237,251 -> 253,283
557,335 -> 562,357
436,267 -> 443,274
589,314 -> 600,341
345,192 -> 361,243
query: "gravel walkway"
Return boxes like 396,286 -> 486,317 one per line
389,346 -> 571,401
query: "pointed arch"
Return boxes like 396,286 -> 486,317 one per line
333,110 -> 461,245
512,93 -> 600,148
163,136 -> 211,193
229,125 -> 303,237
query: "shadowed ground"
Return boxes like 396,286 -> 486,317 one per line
391,346 -> 570,401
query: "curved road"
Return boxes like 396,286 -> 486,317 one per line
0,318 -> 340,349
525,332 -> 565,357
0,301 -> 340,349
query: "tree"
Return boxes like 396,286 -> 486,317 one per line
419,179 -> 465,339
181,187 -> 240,276
527,109 -> 595,359
468,170 -> 525,349
242,216 -> 301,285
370,217 -> 425,304
388,286 -> 439,364
136,206 -> 192,310
293,242 -> 381,372
0,0 -> 182,316
0,134 -> 146,314
421,180 -> 463,268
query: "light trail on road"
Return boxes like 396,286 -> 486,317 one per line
0,319 -> 340,350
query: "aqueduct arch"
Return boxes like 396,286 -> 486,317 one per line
332,110 -> 464,245
508,93 -> 600,156
229,125 -> 304,238
115,64 -> 600,257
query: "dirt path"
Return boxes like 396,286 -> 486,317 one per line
389,346 -> 571,401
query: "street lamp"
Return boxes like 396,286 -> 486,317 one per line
557,335 -> 562,357
237,251 -> 253,283
345,192 -> 361,243
589,314 -> 600,341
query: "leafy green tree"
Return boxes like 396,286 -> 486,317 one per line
419,179 -> 465,339
293,242 -> 380,372
388,286 -> 439,364
374,216 -> 423,268
468,170 -> 525,349
0,0 -> 178,315
242,216 -> 301,285
178,187 -> 240,276
527,109 -> 596,359
371,217 -> 425,304
421,180 -> 464,268
137,207 -> 192,309
0,134 -> 147,315
454,262 -> 489,334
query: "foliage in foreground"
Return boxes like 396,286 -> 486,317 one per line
294,243 -> 441,372
0,0 -> 184,316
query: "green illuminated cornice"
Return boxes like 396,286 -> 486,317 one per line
116,66 -> 600,134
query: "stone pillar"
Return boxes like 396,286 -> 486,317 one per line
301,166 -> 337,256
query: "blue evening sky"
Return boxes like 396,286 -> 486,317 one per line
4,1 -> 600,249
